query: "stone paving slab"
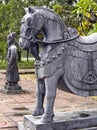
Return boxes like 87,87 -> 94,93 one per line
1,71 -> 97,129
0,122 -> 16,129
0,69 -> 35,74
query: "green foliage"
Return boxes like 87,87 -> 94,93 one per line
73,0 -> 97,35
89,23 -> 97,34
0,0 -> 53,62
0,60 -> 35,69
5,0 -> 25,34
49,0 -> 78,28
0,41 -> 7,63
52,4 -> 64,16
1,0 -> 92,64
18,60 -> 35,69
0,62 -> 7,69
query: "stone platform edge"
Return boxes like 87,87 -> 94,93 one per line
18,109 -> 97,130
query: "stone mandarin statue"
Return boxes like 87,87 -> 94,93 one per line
5,32 -> 21,93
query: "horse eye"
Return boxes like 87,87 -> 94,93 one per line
21,21 -> 25,24
21,17 -> 25,24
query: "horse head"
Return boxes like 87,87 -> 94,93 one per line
19,6 -> 45,51
19,6 -> 69,61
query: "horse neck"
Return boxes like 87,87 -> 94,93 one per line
43,20 -> 64,42
40,20 -> 64,54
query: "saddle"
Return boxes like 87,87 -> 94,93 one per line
71,33 -> 97,52
78,33 -> 97,44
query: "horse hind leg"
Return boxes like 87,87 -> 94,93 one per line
32,79 -> 45,116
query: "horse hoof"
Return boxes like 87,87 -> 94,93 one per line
41,114 -> 54,123
32,108 -> 44,116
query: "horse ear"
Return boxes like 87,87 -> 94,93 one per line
28,6 -> 36,13
24,6 -> 35,14
24,7 -> 29,13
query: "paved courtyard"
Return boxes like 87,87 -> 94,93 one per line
0,70 -> 97,130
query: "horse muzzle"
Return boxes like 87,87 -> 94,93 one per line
19,37 -> 31,50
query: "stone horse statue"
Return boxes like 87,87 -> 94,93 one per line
19,6 -> 97,122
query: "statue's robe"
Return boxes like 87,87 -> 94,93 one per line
6,44 -> 20,83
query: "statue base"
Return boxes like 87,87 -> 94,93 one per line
3,82 -> 23,94
18,109 -> 97,130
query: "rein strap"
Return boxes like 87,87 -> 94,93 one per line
20,34 -> 79,45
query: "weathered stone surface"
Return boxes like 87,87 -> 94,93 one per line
4,32 -> 22,94
2,84 -> 23,94
18,109 -> 97,130
18,122 -> 26,130
18,6 -> 97,122
77,127 -> 97,130
2,87 -> 23,94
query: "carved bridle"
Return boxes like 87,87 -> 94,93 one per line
20,25 -> 39,44
21,30 -> 79,45
20,16 -> 79,45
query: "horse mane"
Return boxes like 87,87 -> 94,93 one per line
29,6 -> 66,31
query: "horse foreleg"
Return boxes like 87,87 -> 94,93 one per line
42,75 -> 57,122
32,79 -> 45,116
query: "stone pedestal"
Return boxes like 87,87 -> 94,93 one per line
18,109 -> 97,130
3,82 -> 23,94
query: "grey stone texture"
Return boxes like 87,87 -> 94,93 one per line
19,6 -> 97,123
4,32 -> 22,94
18,109 -> 97,130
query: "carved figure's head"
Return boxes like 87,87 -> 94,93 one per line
7,32 -> 16,46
